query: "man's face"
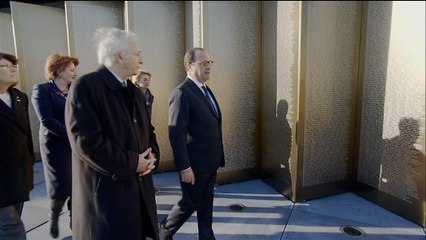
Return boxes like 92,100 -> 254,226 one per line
0,59 -> 18,89
188,50 -> 213,83
121,40 -> 143,79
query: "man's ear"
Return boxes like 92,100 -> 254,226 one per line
116,51 -> 124,64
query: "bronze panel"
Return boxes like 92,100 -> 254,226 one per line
204,2 -> 262,177
355,1 -> 425,227
260,1 -> 300,202
301,1 -> 361,188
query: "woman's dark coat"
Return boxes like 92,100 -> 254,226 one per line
65,66 -> 160,240
31,81 -> 72,200
0,88 -> 34,208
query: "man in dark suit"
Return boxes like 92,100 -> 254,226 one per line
159,47 -> 225,240
65,28 -> 160,240
0,52 -> 35,240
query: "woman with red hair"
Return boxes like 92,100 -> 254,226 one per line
31,53 -> 79,238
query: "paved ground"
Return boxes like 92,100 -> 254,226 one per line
23,161 -> 425,239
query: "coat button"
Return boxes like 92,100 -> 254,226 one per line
112,174 -> 119,182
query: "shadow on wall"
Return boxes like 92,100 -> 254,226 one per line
379,117 -> 425,206
268,99 -> 293,195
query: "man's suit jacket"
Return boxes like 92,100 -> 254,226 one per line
31,81 -> 72,200
65,66 -> 160,240
168,78 -> 225,174
0,87 -> 34,208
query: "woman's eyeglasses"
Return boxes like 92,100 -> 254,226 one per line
0,64 -> 18,69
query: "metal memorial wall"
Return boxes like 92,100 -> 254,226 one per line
355,1 -> 425,227
260,1 -> 425,226
65,1 -> 123,76
203,1 -> 262,182
261,1 -> 300,201
301,2 -> 361,186
300,1 -> 361,195
261,0 -> 362,201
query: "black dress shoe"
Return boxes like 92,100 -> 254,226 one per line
49,212 -> 59,239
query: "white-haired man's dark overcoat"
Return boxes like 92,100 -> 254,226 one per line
65,66 -> 160,240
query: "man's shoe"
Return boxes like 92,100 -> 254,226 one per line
49,212 -> 59,239
49,199 -> 64,239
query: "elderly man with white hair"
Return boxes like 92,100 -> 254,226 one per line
65,27 -> 160,240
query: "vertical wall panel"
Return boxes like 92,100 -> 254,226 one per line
261,1 -> 300,200
356,2 -> 392,191
125,1 -> 185,169
183,1 -> 203,48
357,1 -> 425,226
203,2 -> 261,176
0,12 -> 20,90
11,2 -> 67,157
0,13 -> 15,55
302,1 -> 361,187
65,1 -> 123,76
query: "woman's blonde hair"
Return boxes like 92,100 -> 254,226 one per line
131,69 -> 151,84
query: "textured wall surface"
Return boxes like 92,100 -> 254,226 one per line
0,13 -> 15,55
188,1 -> 202,48
66,1 -> 123,76
203,1 -> 261,172
357,1 -> 393,190
357,2 -> 425,224
302,1 -> 361,187
0,12 -> 19,91
261,1 -> 299,191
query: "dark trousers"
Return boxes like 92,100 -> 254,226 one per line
160,172 -> 217,240
0,203 -> 26,240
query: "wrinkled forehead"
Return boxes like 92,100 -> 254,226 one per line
194,49 -> 210,61
128,40 -> 142,53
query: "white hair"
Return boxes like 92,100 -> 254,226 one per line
94,27 -> 139,68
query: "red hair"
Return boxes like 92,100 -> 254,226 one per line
45,54 -> 79,80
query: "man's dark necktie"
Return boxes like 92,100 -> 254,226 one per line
202,86 -> 218,116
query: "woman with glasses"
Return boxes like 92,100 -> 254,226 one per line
0,52 -> 35,240
31,53 -> 79,239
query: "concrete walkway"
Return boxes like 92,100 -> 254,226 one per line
23,161 -> 425,239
